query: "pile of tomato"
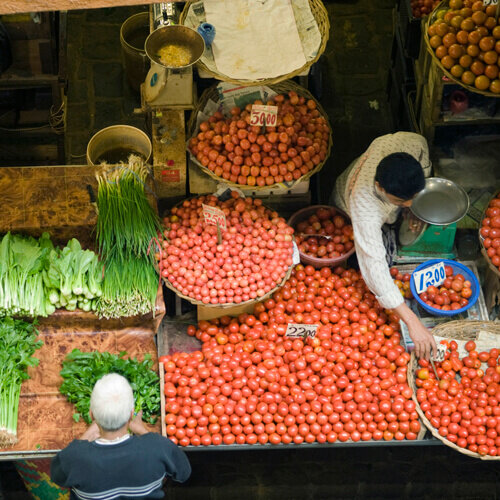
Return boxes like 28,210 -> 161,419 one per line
188,91 -> 330,187
415,340 -> 500,456
480,192 -> 500,273
160,265 -> 422,447
418,265 -> 473,311
157,192 -> 294,304
294,206 -> 354,260
411,0 -> 441,18
390,267 -> 413,300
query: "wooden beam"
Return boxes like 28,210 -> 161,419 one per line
0,0 -> 185,16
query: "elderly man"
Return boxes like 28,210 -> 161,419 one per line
331,132 -> 437,360
51,373 -> 191,499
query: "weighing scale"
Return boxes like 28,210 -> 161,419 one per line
141,18 -> 204,109
398,177 -> 470,259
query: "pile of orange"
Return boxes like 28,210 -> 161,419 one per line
427,0 -> 500,94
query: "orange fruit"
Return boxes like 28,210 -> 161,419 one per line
471,1 -> 484,12
459,54 -> 473,67
484,50 -> 498,65
471,11 -> 487,25
479,36 -> 495,52
468,30 -> 481,45
450,15 -> 464,29
428,24 -> 437,37
450,0 -> 463,9
430,35 -> 442,49
484,17 -> 497,31
493,26 -> 500,40
436,45 -> 448,59
477,26 -> 489,38
441,55 -> 456,69
456,30 -> 469,44
460,7 -> 473,18
461,70 -> 475,85
460,18 -> 474,31
474,74 -> 490,90
448,43 -> 464,58
443,32 -> 457,47
485,64 -> 499,80
467,44 -> 480,57
444,12 -> 456,24
490,79 -> 500,94
451,64 -> 465,78
436,22 -> 450,37
485,5 -> 498,17
470,60 -> 485,75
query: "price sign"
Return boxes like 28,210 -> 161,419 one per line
285,323 -> 318,339
413,261 -> 446,295
202,204 -> 227,232
250,105 -> 278,127
483,0 -> 498,5
432,344 -> 447,363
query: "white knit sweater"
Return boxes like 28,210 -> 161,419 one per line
331,132 -> 431,309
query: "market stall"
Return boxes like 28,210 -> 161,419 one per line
0,0 -> 498,477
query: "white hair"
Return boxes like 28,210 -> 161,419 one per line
90,373 -> 134,431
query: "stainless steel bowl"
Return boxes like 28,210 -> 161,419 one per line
145,25 -> 205,69
410,177 -> 469,225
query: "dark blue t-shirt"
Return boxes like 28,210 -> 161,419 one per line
51,433 -> 191,499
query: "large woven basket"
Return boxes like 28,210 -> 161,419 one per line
180,0 -> 330,86
424,1 -> 500,98
187,80 -> 332,191
159,196 -> 295,309
479,190 -> 500,280
408,320 -> 500,460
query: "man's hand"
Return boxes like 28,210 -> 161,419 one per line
81,422 -> 100,441
404,209 -> 425,233
408,321 -> 437,361
128,410 -> 149,436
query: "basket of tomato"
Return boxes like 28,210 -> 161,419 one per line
157,192 -> 295,308
287,205 -> 355,268
410,259 -> 479,316
408,320 -> 500,460
479,190 -> 500,279
187,80 -> 332,192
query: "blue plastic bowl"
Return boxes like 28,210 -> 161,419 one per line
410,259 -> 480,317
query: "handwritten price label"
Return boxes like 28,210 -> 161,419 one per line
432,344 -> 447,362
285,323 -> 318,339
483,0 -> 498,5
413,261 -> 446,295
202,204 -> 227,232
250,105 -> 278,127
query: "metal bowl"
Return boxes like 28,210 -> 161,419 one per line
145,25 -> 205,70
410,177 -> 469,226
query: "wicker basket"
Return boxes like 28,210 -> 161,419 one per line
180,0 -> 330,86
187,80 -> 332,191
408,320 -> 500,460
479,190 -> 500,280
159,196 -> 295,309
424,1 -> 500,98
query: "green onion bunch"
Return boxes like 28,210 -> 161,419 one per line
95,157 -> 161,319
0,317 -> 42,447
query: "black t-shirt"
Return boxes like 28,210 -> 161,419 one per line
51,433 -> 191,499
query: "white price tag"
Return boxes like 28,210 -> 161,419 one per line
483,0 -> 498,5
432,344 -> 447,362
413,261 -> 446,295
250,105 -> 278,127
202,204 -> 227,232
285,323 -> 318,339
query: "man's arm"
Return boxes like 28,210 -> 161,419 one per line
50,451 -> 70,487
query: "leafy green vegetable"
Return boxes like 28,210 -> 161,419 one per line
0,317 -> 42,447
95,158 -> 161,319
59,349 -> 160,425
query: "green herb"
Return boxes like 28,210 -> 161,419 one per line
95,158 -> 161,319
59,349 -> 160,425
0,317 -> 42,447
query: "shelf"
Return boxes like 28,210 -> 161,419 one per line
0,73 -> 59,89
